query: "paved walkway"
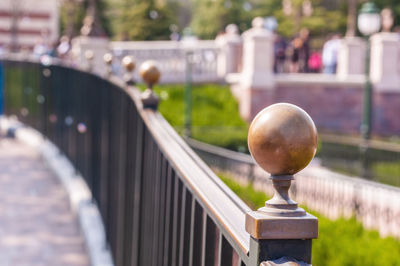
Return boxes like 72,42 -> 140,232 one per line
0,137 -> 90,266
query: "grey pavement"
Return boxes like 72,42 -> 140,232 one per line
0,137 -> 90,266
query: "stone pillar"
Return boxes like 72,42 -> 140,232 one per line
234,17 -> 275,121
241,17 -> 275,90
216,24 -> 243,78
336,36 -> 366,79
71,36 -> 110,75
370,32 -> 400,91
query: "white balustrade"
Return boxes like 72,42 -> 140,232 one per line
110,40 -> 221,84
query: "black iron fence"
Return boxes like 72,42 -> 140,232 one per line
1,57 -> 316,266
317,134 -> 400,187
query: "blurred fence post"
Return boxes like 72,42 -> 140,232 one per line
216,24 -> 243,78
370,32 -> 400,91
71,36 -> 110,75
337,36 -> 366,79
233,17 -> 275,122
240,17 -> 275,90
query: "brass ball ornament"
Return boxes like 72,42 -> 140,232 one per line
103,53 -> 113,65
122,55 -> 135,72
84,50 -> 94,61
248,103 -> 318,176
139,60 -> 161,86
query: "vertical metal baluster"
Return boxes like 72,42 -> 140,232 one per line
90,76 -> 101,203
122,101 -> 136,266
214,227 -> 221,266
232,250 -> 240,266
202,215 -> 218,266
138,128 -> 152,266
179,188 -> 192,266
130,116 -> 144,266
68,68 -> 77,164
115,93 -> 128,266
150,146 -> 161,265
219,235 -> 233,266
99,79 -> 110,228
171,178 -> 183,266
162,165 -> 174,266
189,200 -> 204,266
107,88 -> 119,255
156,154 -> 167,265
83,74 -> 92,187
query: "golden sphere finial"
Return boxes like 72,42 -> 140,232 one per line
103,53 -> 113,65
84,50 -> 94,61
139,60 -> 161,87
122,55 -> 135,72
248,103 -> 317,176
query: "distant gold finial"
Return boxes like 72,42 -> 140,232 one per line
122,55 -> 136,85
245,103 -> 318,240
103,53 -> 113,77
85,50 -> 94,61
140,60 -> 161,109
103,53 -> 113,65
84,50 -> 94,71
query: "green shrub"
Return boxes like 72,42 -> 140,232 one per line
152,83 -> 249,152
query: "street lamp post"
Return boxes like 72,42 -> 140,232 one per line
184,50 -> 193,138
181,28 -> 198,138
357,1 -> 380,178
357,1 -> 380,141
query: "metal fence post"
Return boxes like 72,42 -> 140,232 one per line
246,103 -> 318,265
139,60 -> 160,110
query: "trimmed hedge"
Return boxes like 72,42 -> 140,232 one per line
152,83 -> 249,152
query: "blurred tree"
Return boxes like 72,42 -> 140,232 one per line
60,0 -> 86,38
191,0 -> 252,39
60,0 -> 110,38
190,0 -> 347,40
81,0 -> 110,36
252,0 -> 346,38
346,0 -> 357,36
373,0 -> 400,29
109,0 -> 178,40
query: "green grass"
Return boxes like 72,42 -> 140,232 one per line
371,162 -> 400,187
219,173 -> 400,266
150,83 -> 249,152
219,174 -> 268,209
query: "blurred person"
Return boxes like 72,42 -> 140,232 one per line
289,36 -> 302,73
322,34 -> 341,74
298,28 -> 310,73
308,50 -> 322,73
33,38 -> 50,58
57,36 -> 71,59
381,8 -> 394,32
289,28 -> 310,73
274,35 -> 287,73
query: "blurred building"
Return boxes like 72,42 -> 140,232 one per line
0,0 -> 59,51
